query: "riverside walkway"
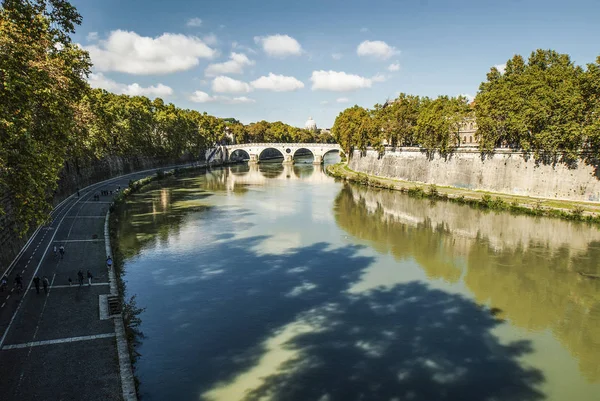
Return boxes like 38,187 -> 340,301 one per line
0,166 -> 189,400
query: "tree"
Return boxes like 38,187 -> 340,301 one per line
332,106 -> 375,154
475,50 -> 588,160
415,96 -> 470,152
373,94 -> 421,147
0,0 -> 91,233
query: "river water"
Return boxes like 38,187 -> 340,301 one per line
114,158 -> 600,401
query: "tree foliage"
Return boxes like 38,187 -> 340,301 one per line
475,50 -> 600,160
0,0 -> 91,231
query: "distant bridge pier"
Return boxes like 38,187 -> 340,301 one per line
248,154 -> 259,164
283,155 -> 294,164
313,155 -> 323,165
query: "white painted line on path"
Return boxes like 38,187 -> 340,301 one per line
0,191 -> 90,349
53,239 -> 105,243
2,333 -> 116,350
64,216 -> 107,218
28,283 -> 109,290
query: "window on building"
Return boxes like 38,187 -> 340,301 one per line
463,136 -> 467,143
469,136 -> 473,143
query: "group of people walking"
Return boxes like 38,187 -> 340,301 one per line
67,270 -> 93,287
32,276 -> 50,294
53,245 -> 65,259
0,184 -> 121,299
1,243 -> 113,296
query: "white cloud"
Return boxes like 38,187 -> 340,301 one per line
331,53 -> 342,60
186,17 -> 202,27
320,100 -> 329,105
254,34 -> 302,57
205,52 -> 254,77
250,73 -> 304,92
336,97 -> 349,103
372,74 -> 387,82
357,40 -> 399,60
189,90 -> 213,103
85,30 -> 216,75
494,63 -> 506,74
189,91 -> 255,104
310,70 -> 373,91
88,73 -> 173,97
219,24 -> 226,29
230,96 -> 255,104
388,62 -> 400,72
459,93 -> 475,102
360,27 -> 370,33
203,33 -> 218,46
86,32 -> 98,42
212,76 -> 252,93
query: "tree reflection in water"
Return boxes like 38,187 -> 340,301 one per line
334,184 -> 600,383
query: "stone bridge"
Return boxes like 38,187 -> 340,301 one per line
222,143 -> 341,164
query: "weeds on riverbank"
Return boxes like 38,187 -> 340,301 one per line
327,163 -> 600,226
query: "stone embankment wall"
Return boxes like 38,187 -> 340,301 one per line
349,148 -> 600,202
0,153 -> 196,270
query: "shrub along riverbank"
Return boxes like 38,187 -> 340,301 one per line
327,163 -> 600,226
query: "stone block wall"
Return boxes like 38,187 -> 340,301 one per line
349,148 -> 600,202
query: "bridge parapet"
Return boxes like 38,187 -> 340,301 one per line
222,143 -> 341,165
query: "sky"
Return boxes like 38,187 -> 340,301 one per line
71,0 -> 600,128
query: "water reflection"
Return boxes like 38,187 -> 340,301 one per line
203,163 -> 334,193
115,166 -> 551,401
335,184 -> 600,383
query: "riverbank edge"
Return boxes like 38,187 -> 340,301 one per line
327,162 -> 600,226
107,163 -> 208,397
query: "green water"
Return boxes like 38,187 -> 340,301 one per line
114,161 -> 600,401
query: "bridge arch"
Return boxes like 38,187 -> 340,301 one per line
258,147 -> 285,162
292,148 -> 315,163
229,149 -> 250,162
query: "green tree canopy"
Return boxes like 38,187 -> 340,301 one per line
0,0 -> 91,232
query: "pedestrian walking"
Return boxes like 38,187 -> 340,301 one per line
59,245 -> 65,259
87,270 -> 93,286
77,270 -> 84,286
76,187 -> 80,197
42,276 -> 49,294
33,276 -> 41,294
106,256 -> 113,269
1,275 -> 7,292
53,245 -> 58,258
68,277 -> 72,286
14,274 -> 23,293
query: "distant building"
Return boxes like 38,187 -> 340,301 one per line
305,117 -> 317,132
458,117 -> 478,146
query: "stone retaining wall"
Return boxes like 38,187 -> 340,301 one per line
349,148 -> 600,202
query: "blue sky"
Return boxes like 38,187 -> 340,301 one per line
71,0 -> 600,128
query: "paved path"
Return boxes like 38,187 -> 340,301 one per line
0,165 -> 191,401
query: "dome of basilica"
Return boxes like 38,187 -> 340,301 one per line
305,116 -> 317,131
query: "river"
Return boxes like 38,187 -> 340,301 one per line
114,157 -> 600,401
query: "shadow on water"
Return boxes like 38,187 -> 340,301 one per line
242,280 -> 544,401
116,172 -> 546,401
130,235 -> 544,401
